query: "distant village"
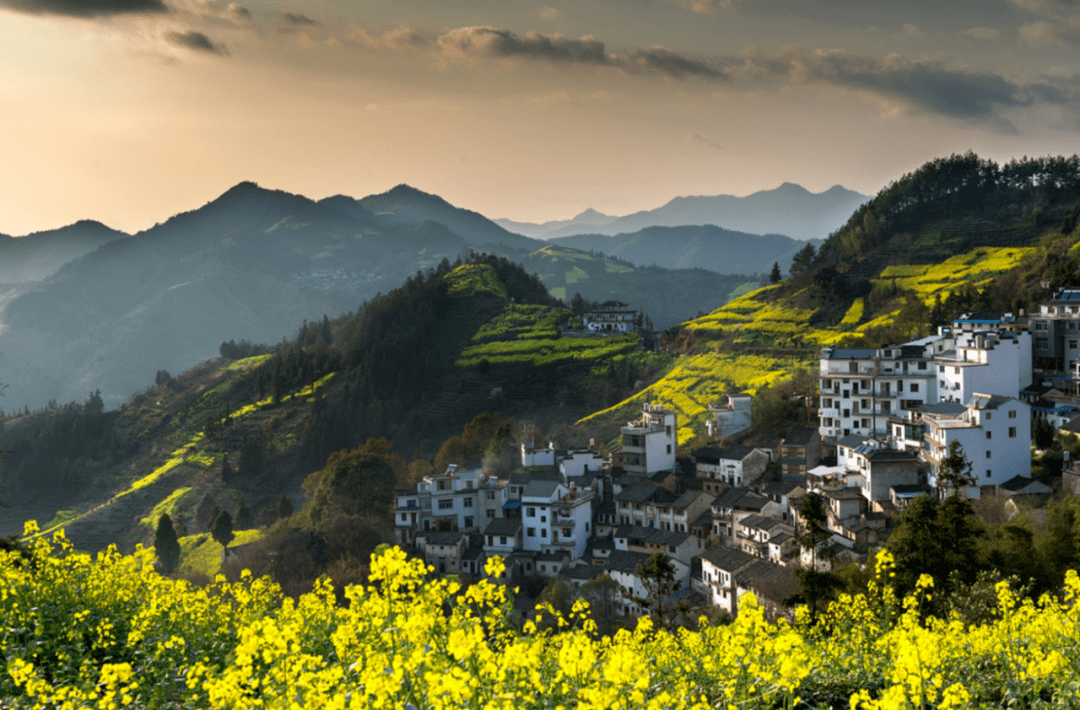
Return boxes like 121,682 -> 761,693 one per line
392,288 -> 1080,622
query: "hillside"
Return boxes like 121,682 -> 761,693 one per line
547,225 -> 817,276
579,153 -> 1080,444
516,245 -> 762,329
0,257 -> 658,552
0,182 -> 767,412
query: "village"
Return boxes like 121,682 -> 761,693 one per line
391,288 -> 1080,623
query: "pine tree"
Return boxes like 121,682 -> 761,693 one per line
937,440 -> 974,496
210,510 -> 234,548
234,496 -> 252,530
154,514 -> 181,574
277,494 -> 294,521
769,262 -> 782,284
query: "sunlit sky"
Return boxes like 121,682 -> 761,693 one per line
0,0 -> 1076,236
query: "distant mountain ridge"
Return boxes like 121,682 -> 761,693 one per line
0,220 -> 128,284
495,183 -> 868,241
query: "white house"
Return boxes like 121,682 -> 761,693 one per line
936,327 -> 1031,404
521,480 -> 594,559
521,442 -> 555,468
692,445 -> 770,490
395,465 -> 506,545
583,301 -> 640,333
559,448 -> 605,478
621,403 -> 677,474
922,394 -> 1032,495
706,393 -> 752,440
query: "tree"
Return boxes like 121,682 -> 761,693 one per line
277,494 -> 295,521
937,440 -> 974,496
210,509 -> 235,548
536,575 -> 575,628
790,243 -> 816,274
154,513 -> 181,574
304,447 -> 396,526
581,573 -> 621,635
1034,416 -> 1056,451
238,436 -> 266,479
769,262 -> 782,284
234,496 -> 252,530
155,370 -> 172,387
631,553 -> 682,629
789,492 -> 840,620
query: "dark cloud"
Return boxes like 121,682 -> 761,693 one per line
629,45 -> 729,80
438,26 -> 614,65
282,11 -> 319,26
0,0 -> 165,16
167,30 -> 228,55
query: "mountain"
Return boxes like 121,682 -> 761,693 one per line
518,245 -> 762,329
578,152 -> 1080,445
0,182 -> 472,412
0,220 -> 127,284
496,183 -> 869,241
495,208 -> 619,239
0,258 -> 646,551
358,184 -> 543,251
547,226 -> 819,275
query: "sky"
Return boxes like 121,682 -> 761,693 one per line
0,0 -> 1076,235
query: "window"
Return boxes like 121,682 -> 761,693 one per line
985,412 -> 991,420
986,431 -> 992,439
486,491 -> 495,500
585,522 -> 590,532
486,510 -> 495,518
540,515 -> 547,523
1008,410 -> 1017,419
1009,427 -> 1017,438
464,498 -> 473,508
563,528 -> 570,537
1037,337 -> 1049,349
541,529 -> 547,538
939,365 -> 945,373
666,444 -> 672,454
986,469 -> 992,479
1035,321 -> 1048,331
551,530 -> 558,540
438,498 -> 453,510
985,450 -> 991,459
910,382 -> 919,392
526,507 -> 536,517
823,398 -> 833,408
1070,340 -> 1078,350
954,367 -> 961,374
464,516 -> 473,528
918,361 -> 927,370
406,500 -> 417,508
527,527 -> 536,537
400,513 -> 407,522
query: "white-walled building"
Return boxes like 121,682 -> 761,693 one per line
521,442 -> 555,468
707,393 -> 752,441
936,327 -> 1031,404
521,480 -> 594,559
621,403 -> 677,474
692,445 -> 770,490
922,394 -> 1032,494
395,465 -> 507,545
583,301 -> 640,333
559,448 -> 605,478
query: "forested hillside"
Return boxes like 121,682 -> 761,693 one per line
580,153 -> 1080,445
0,256 -> 661,553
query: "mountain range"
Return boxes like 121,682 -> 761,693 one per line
0,182 -> 813,414
495,183 -> 868,241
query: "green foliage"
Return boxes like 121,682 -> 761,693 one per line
305,447 -> 396,526
153,513 -> 180,574
209,509 -> 234,548
444,264 -> 510,299
936,440 -> 975,496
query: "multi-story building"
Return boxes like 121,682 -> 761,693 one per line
521,480 -> 594,559
1032,289 -> 1080,387
706,393 -> 752,440
394,465 -> 507,545
621,403 -> 677,474
936,326 -> 1031,404
779,428 -> 822,479
582,301 -> 641,333
692,445 -> 770,490
922,394 -> 1032,494
614,483 -> 714,533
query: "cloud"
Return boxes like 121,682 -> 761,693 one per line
902,23 -> 926,37
628,45 -> 729,80
167,29 -> 228,54
539,5 -> 559,19
1019,20 -> 1073,44
959,27 -> 1001,40
438,26 -> 614,65
0,0 -> 165,16
667,0 -> 746,11
283,11 -> 319,26
1009,0 -> 1080,29
348,25 -> 428,50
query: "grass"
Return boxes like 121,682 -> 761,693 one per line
138,487 -> 193,530
223,354 -> 272,371
175,528 -> 266,579
445,264 -> 509,299
458,334 -> 638,368
472,304 -> 564,343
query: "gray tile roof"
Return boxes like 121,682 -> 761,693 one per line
697,545 -> 757,572
522,480 -> 563,499
615,525 -> 691,547
604,550 -> 653,574
565,564 -> 606,582
784,427 -> 819,446
484,518 -> 522,537
421,531 -> 465,546
615,482 -> 664,504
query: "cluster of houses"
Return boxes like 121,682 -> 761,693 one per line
394,290 -> 1080,622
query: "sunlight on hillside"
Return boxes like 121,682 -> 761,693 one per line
445,264 -> 509,298
876,247 -> 1033,303
175,528 -> 265,579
